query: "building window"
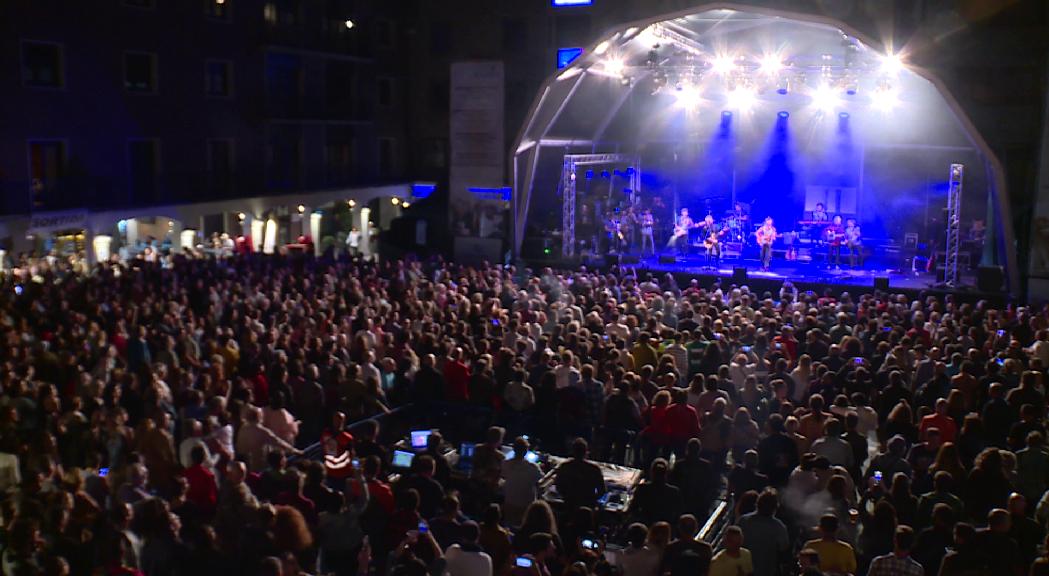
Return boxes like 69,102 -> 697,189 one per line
378,138 -> 396,179
266,52 -> 303,115
207,139 -> 235,194
205,60 -> 234,97
428,80 -> 448,114
377,77 -> 395,108
124,52 -> 158,93
325,61 -> 355,117
27,140 -> 67,209
264,0 -> 298,26
21,41 -> 65,88
204,0 -> 231,20
375,18 -> 395,49
128,140 -> 160,201
266,125 -> 302,190
124,0 -> 156,8
325,127 -> 355,186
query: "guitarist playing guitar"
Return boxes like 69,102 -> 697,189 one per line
701,214 -> 726,267
666,207 -> 697,255
755,217 -> 780,271
823,214 -> 845,269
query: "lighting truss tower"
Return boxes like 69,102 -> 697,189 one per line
562,162 -> 576,258
943,163 -> 964,286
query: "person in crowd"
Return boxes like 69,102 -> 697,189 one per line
554,438 -> 606,512
803,514 -> 857,576
501,436 -> 543,525
709,526 -> 754,576
867,525 -> 924,576
444,520 -> 493,576
738,489 -> 789,576
627,458 -> 682,525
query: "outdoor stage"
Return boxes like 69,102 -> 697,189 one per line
634,253 -> 959,292
512,6 -> 1019,299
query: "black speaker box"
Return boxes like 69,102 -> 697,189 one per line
732,267 -> 748,284
874,277 -> 890,291
659,255 -> 676,264
620,254 -> 639,265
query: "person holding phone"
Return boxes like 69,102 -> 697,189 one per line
512,533 -> 556,576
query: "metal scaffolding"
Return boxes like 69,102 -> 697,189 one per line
561,153 -> 640,257
943,163 -> 964,286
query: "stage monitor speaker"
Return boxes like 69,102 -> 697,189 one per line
604,254 -> 620,268
659,255 -> 676,264
873,277 -> 890,291
977,266 -> 1003,293
732,267 -> 748,285
620,254 -> 639,265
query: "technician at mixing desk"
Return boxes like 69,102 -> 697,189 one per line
554,438 -> 607,510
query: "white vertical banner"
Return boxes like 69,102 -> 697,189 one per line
450,62 -> 506,262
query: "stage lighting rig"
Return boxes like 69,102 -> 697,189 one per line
880,52 -> 905,76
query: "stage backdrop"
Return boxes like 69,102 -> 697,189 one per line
450,61 -> 506,263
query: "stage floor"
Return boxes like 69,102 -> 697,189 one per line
626,253 -> 975,292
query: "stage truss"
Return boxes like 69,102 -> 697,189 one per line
943,163 -> 964,286
561,153 -> 641,257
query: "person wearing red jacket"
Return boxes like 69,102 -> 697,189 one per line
664,388 -> 701,456
443,347 -> 471,402
184,445 -> 218,517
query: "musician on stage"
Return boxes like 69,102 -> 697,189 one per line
811,202 -> 829,223
639,208 -> 656,256
700,214 -> 723,267
756,217 -> 777,271
666,207 -> 695,255
606,210 -> 625,254
845,218 -> 863,268
824,215 -> 845,268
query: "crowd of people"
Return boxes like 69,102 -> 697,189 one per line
0,248 -> 1048,576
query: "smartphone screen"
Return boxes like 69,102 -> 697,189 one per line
515,557 -> 533,568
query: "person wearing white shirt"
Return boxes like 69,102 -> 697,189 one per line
608,314 -> 629,342
789,356 -> 813,404
730,354 -> 758,392
553,351 -> 580,389
1029,330 -> 1049,366
346,227 -> 361,255
178,420 -> 217,470
360,351 -> 381,388
617,523 -> 662,576
445,521 -> 493,576
501,438 -> 543,524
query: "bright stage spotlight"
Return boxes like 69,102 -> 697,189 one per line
810,83 -> 838,113
777,111 -> 789,119
710,54 -> 736,75
721,110 -> 733,119
839,112 -> 850,119
872,85 -> 899,112
759,54 -> 783,76
881,52 -> 905,76
594,40 -> 610,55
603,58 -> 625,77
726,85 -> 756,112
